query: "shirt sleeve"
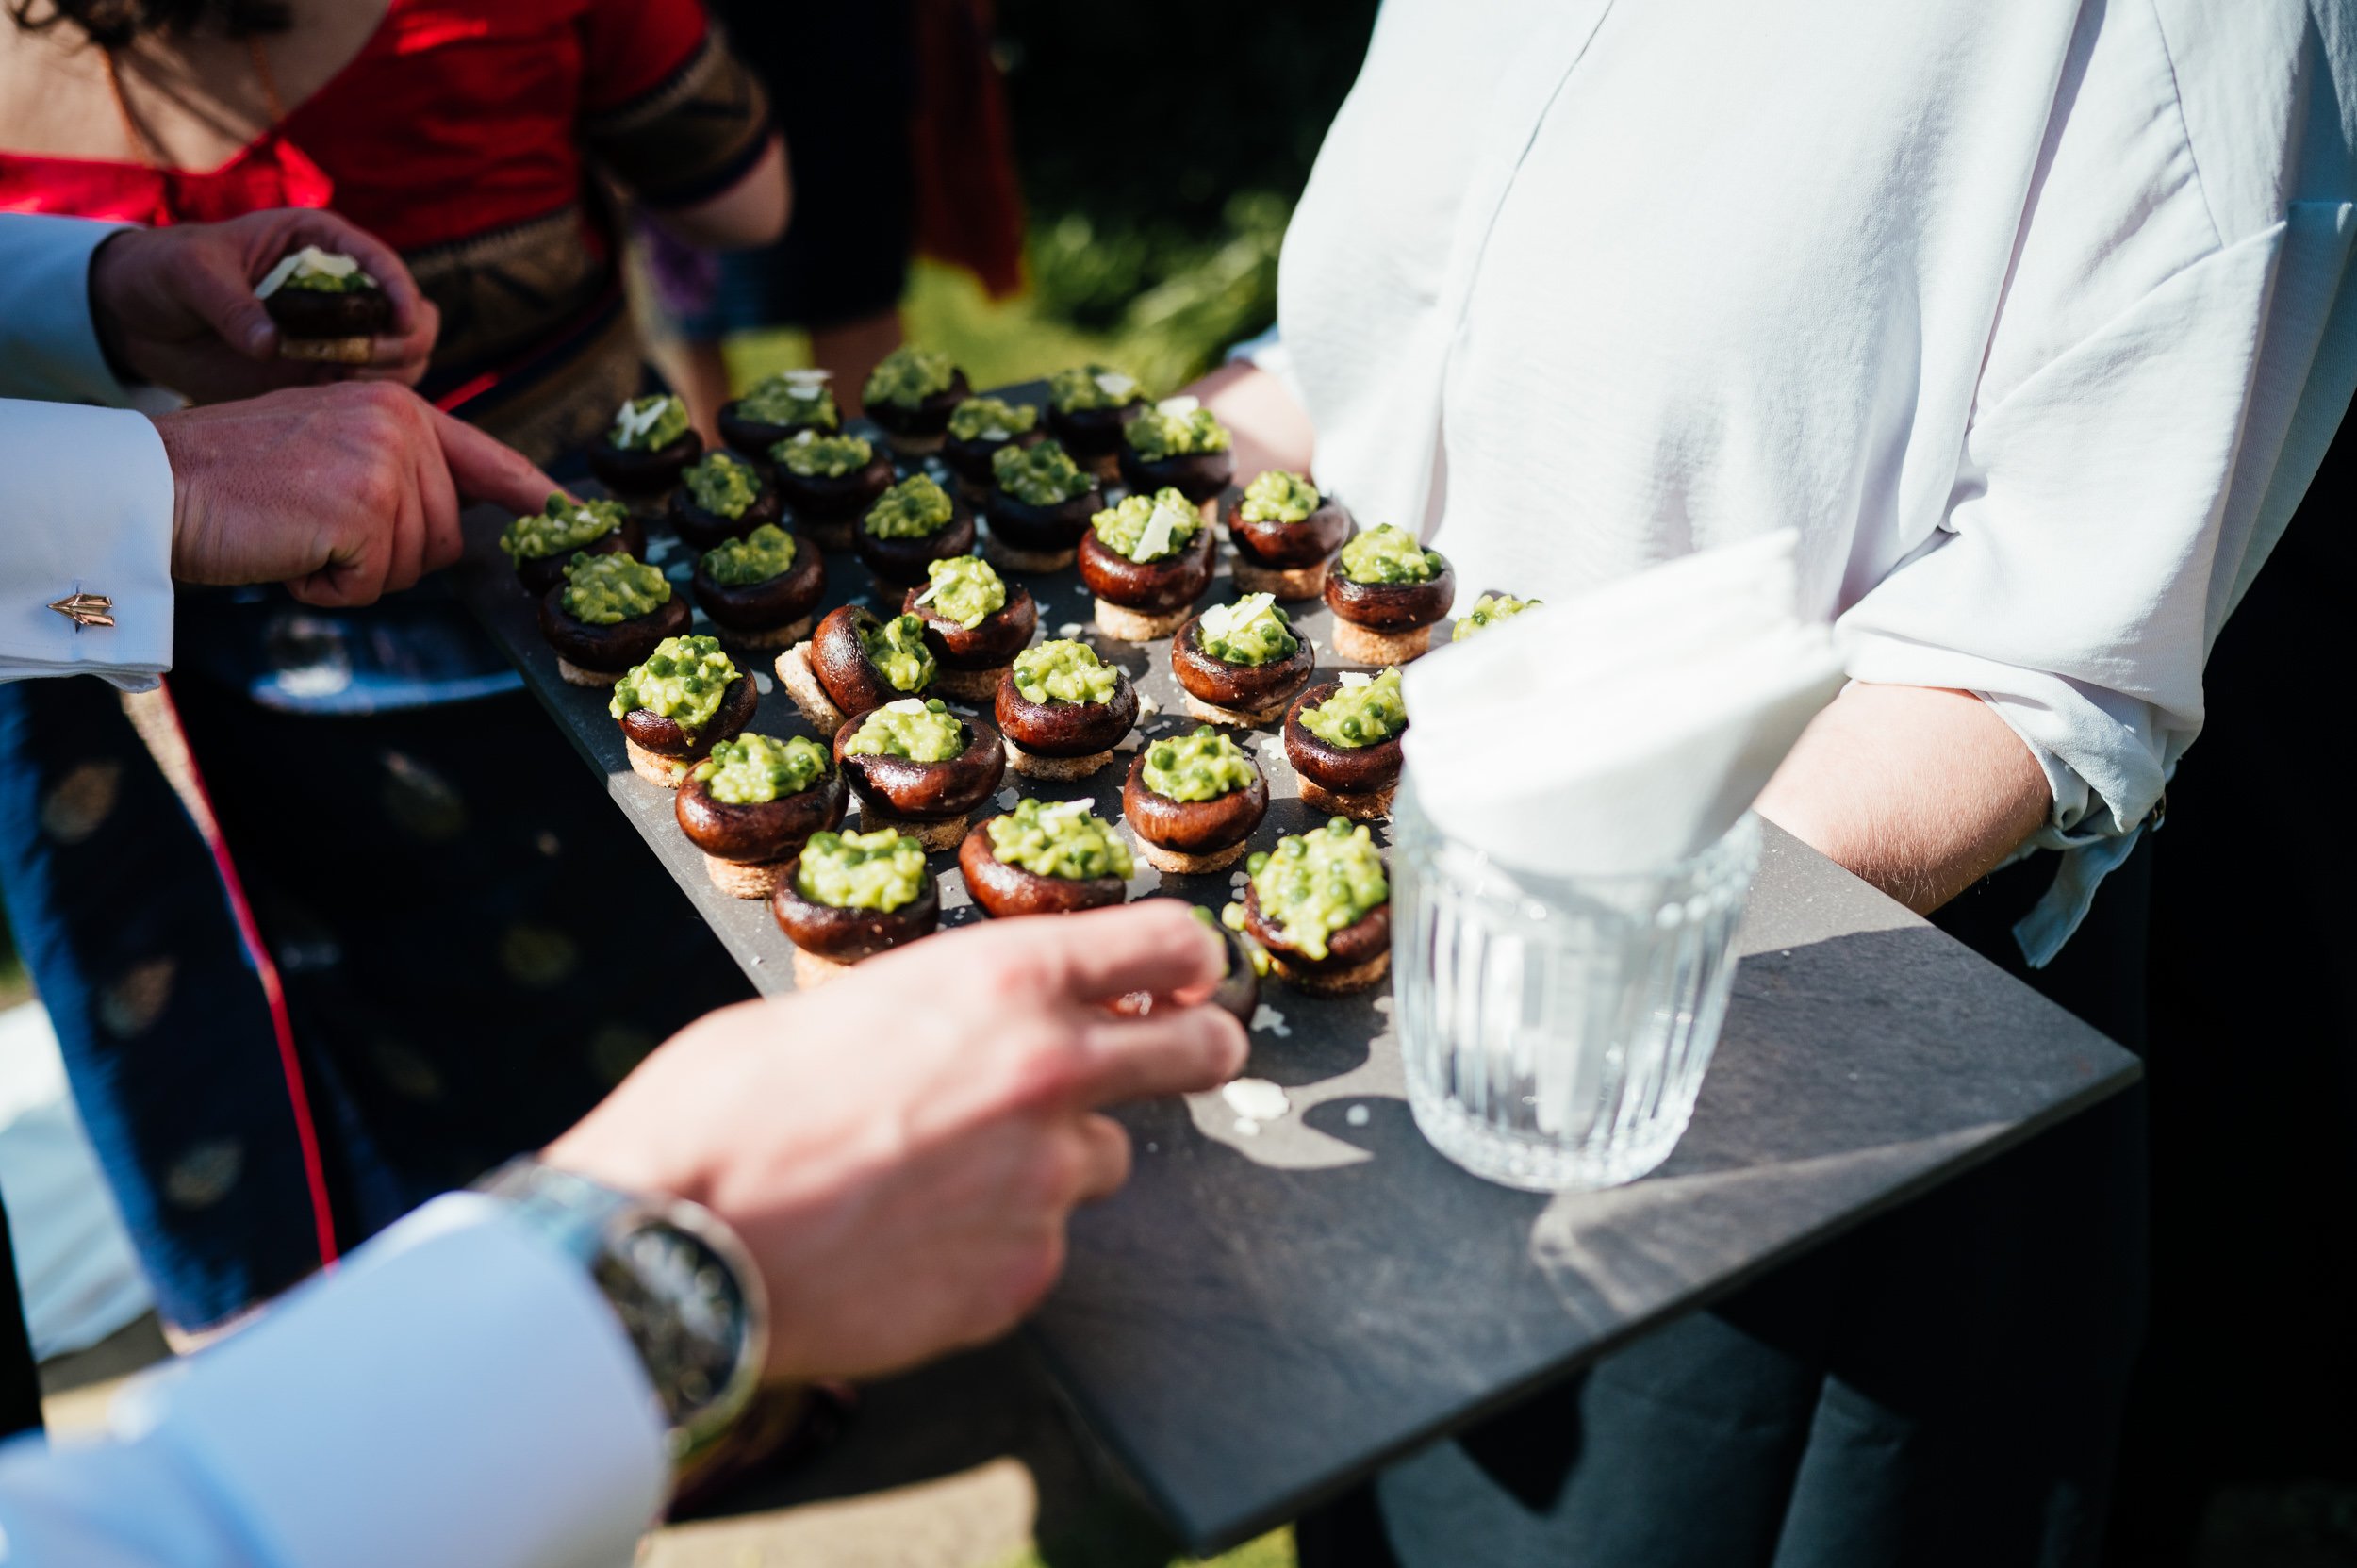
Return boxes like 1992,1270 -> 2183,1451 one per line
0,401 -> 175,691
1838,226 -> 2287,845
0,1194 -> 668,1568
577,0 -> 773,210
1835,1 -> 2357,962
0,214 -> 138,409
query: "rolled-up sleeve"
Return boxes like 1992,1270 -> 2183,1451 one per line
1839,224 -> 2286,856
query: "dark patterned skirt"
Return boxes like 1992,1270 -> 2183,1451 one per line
0,652 -> 752,1333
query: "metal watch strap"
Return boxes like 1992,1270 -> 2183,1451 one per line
474,1158 -> 766,1469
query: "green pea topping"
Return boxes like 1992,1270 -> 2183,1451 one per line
1194,593 -> 1297,667
1013,639 -> 1120,706
1091,487 -> 1203,565
1048,365 -> 1142,413
861,612 -> 937,693
1142,726 -> 1258,802
864,474 -> 957,540
843,697 -> 965,762
500,493 -> 627,564
1125,400 -> 1231,461
682,452 -> 761,519
1238,470 -> 1321,525
993,438 -> 1095,506
1336,525 -> 1443,586
987,798 -> 1134,881
560,552 -> 668,624
1452,592 -> 1542,640
914,554 -> 1007,630
609,635 -> 738,738
796,828 -> 927,912
733,372 -> 839,430
701,523 -> 798,587
948,396 -> 1040,442
1299,668 -> 1406,749
1249,817 -> 1389,961
607,394 -> 690,453
773,431 -> 874,479
693,734 -> 830,805
261,246 -> 375,293
863,345 -> 958,410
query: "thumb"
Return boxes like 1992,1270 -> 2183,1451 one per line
429,405 -> 560,516
178,253 -> 282,360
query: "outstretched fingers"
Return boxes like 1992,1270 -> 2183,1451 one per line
433,404 -> 560,520
1067,1003 -> 1248,1109
1017,900 -> 1230,1006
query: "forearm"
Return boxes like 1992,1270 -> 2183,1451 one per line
645,136 -> 791,251
1754,683 -> 2051,915
1187,359 -> 1316,480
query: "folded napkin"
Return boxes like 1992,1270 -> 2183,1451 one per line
1399,531 -> 1847,876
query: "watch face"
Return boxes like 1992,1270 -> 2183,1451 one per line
596,1221 -> 753,1430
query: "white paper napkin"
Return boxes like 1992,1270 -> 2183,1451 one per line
1399,531 -> 1846,876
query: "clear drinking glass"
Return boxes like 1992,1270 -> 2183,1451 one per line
1391,778 -> 1762,1193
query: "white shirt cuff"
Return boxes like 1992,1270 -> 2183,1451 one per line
0,401 -> 175,689
115,1194 -> 668,1568
0,214 -> 138,407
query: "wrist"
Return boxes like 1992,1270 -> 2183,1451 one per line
86,228 -> 149,390
474,1158 -> 766,1469
542,1012 -> 745,1207
145,411 -> 197,584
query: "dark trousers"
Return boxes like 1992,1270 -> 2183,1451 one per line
0,1196 -> 41,1441
0,654 -> 753,1334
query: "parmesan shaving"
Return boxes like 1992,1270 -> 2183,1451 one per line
254,245 -> 364,300
1155,395 -> 1201,418
1096,371 -> 1138,398
1131,496 -> 1192,563
1202,592 -> 1275,640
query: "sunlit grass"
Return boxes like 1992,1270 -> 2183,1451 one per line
987,1525 -> 1295,1568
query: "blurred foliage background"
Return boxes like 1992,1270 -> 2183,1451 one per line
725,0 -> 1381,397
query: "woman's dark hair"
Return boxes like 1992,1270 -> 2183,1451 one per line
8,0 -> 290,47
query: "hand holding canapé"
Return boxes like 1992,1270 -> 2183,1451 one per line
90,208 -> 438,402
542,900 -> 1247,1382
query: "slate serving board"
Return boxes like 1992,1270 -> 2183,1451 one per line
452,389 -> 2141,1555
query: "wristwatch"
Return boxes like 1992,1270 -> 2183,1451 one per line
474,1159 -> 766,1469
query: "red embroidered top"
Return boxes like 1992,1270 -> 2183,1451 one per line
0,0 -> 712,245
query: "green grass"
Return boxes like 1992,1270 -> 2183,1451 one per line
723,260 -> 1125,398
0,904 -> 27,1010
721,197 -> 1285,403
988,1524 -> 1295,1568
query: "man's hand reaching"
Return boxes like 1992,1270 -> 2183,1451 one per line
544,900 -> 1249,1382
153,382 -> 556,606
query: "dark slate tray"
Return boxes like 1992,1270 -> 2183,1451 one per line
452,392 -> 2141,1555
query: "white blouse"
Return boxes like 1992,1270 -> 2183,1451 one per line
1273,0 -> 2356,958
